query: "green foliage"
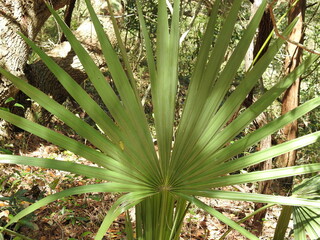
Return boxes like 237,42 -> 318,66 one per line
274,175 -> 320,240
0,147 -> 12,155
0,0 -> 320,239
0,189 -> 37,227
0,97 -> 25,112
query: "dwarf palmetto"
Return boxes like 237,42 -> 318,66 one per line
0,0 -> 319,239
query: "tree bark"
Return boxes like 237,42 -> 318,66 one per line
14,15 -> 115,124
0,0 -> 119,131
61,0 -> 77,43
227,2 -> 273,232
277,0 -> 306,186
244,0 -> 273,233
0,0 -> 69,105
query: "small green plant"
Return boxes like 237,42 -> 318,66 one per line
0,97 -> 25,126
0,147 -> 12,155
0,188 -> 39,234
274,175 -> 320,239
3,97 -> 25,110
0,0 -> 320,239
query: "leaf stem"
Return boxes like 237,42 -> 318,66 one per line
0,227 -> 35,240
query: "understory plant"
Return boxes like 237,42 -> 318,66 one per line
0,0 -> 320,239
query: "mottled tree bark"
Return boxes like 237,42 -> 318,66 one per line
0,0 -> 69,105
0,0 -> 119,133
14,14 -> 114,124
277,0 -> 306,186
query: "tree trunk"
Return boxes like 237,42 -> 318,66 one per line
0,1 -> 118,133
226,2 -> 274,233
0,0 -> 69,106
16,12 -> 117,124
277,0 -> 306,187
249,4 -> 273,232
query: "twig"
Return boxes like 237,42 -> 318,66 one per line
166,0 -> 173,15
269,0 -> 320,56
300,58 -> 320,81
141,84 -> 151,107
179,0 -> 204,45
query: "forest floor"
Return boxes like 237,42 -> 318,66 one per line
0,121 -> 293,240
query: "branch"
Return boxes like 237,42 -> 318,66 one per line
269,0 -> 320,56
61,0 -> 77,42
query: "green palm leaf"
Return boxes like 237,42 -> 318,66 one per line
274,175 -> 320,239
95,192 -> 153,240
292,175 -> 320,240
